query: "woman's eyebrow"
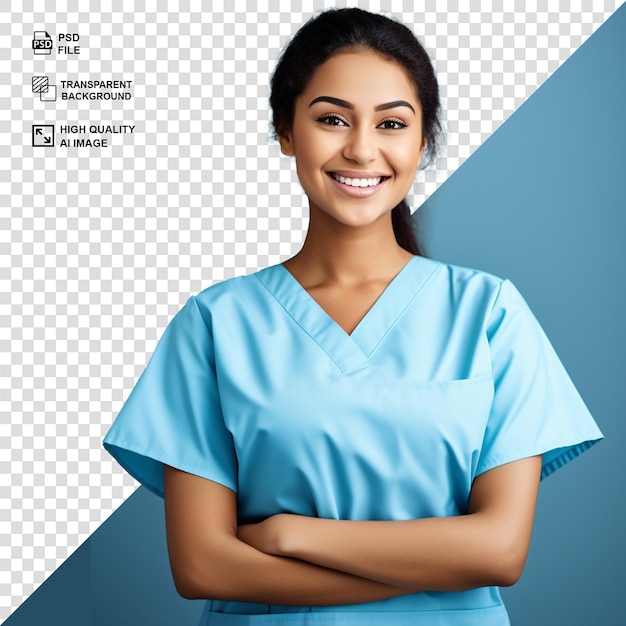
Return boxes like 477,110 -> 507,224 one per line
308,95 -> 415,114
308,96 -> 354,109
375,100 -> 416,113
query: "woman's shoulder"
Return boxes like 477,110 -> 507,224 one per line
414,257 -> 534,329
194,264 -> 273,296
419,256 -> 507,299
429,257 -> 502,283
190,263 -> 284,317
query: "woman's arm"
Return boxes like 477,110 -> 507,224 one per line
238,455 -> 542,591
163,465 -> 419,604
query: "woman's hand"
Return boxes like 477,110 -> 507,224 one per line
238,514 -> 292,555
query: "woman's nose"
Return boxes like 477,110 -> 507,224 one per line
342,126 -> 378,164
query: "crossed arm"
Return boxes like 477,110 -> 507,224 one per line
163,455 -> 542,604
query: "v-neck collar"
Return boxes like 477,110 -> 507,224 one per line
255,255 -> 441,374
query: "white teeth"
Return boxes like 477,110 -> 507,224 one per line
331,173 -> 383,187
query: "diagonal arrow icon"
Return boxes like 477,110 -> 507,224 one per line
32,124 -> 55,147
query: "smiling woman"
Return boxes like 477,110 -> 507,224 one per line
103,7 -> 603,626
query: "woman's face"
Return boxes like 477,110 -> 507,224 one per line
279,49 -> 425,230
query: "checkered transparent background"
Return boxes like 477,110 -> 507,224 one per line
1,0 -> 620,620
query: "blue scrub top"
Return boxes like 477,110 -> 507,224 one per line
104,255 -> 603,625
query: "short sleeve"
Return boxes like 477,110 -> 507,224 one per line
103,296 -> 237,497
476,279 -> 603,480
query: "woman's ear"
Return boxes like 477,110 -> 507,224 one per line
277,129 -> 295,156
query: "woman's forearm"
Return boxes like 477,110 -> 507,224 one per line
270,514 -> 514,591
181,532 -> 419,605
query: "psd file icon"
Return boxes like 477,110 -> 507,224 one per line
32,31 -> 53,55
32,124 -> 55,147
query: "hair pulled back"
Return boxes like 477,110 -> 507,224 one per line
269,8 -> 441,256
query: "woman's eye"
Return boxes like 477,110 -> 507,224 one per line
379,119 -> 407,130
318,115 -> 346,126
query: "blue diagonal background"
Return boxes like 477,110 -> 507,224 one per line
6,4 -> 626,625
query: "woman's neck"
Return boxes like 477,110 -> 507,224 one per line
283,208 -> 414,289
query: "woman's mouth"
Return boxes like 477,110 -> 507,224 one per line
327,172 -> 390,198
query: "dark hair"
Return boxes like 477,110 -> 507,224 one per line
269,8 -> 441,256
